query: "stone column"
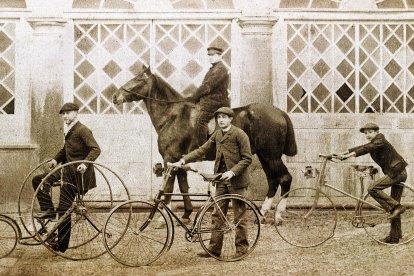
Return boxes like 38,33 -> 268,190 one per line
28,18 -> 67,161
237,17 -> 277,105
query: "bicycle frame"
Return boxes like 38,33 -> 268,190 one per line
313,154 -> 384,213
147,166 -> 249,237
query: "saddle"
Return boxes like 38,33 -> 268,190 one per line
200,173 -> 222,182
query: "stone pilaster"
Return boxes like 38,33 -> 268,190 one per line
28,18 -> 67,161
237,16 -> 277,105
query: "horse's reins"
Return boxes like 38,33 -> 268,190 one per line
123,75 -> 189,104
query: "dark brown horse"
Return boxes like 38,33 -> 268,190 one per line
113,66 -> 297,222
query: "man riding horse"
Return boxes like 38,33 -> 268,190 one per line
188,45 -> 230,146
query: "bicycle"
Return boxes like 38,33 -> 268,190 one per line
0,160 -> 129,260
274,153 -> 414,247
103,164 -> 261,267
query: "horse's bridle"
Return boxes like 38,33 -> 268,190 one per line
122,74 -> 188,104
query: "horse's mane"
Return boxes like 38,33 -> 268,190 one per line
152,74 -> 184,101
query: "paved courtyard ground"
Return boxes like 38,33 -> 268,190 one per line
1,216 -> 413,276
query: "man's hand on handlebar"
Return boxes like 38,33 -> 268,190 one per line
332,151 -> 356,161
168,159 -> 185,169
220,171 -> 235,181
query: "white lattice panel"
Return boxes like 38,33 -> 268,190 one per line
74,23 -> 151,114
287,23 -> 356,113
287,22 -> 414,113
0,23 -> 15,115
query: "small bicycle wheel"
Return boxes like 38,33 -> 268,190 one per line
103,200 -> 172,267
30,161 -> 129,260
275,187 -> 337,248
360,183 -> 414,245
197,195 -> 260,261
0,215 -> 18,258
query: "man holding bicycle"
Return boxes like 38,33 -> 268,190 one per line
337,123 -> 407,244
171,106 -> 252,258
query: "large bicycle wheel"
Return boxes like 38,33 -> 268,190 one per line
0,215 -> 18,258
360,183 -> 414,245
18,159 -> 52,244
103,200 -> 172,267
30,161 -> 129,260
275,188 -> 337,248
197,195 -> 260,261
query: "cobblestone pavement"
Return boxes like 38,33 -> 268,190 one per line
2,215 -> 414,276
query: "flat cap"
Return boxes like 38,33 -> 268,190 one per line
359,122 -> 379,133
214,107 -> 234,117
59,102 -> 80,114
207,46 -> 223,55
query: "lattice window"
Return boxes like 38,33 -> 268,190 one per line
287,23 -> 356,113
74,21 -> 232,114
0,23 -> 16,115
406,24 -> 414,112
74,23 -> 151,114
154,22 -> 231,96
287,22 -> 414,113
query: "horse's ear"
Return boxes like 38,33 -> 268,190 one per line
142,65 -> 151,72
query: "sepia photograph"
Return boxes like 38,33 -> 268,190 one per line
1,0 -> 414,275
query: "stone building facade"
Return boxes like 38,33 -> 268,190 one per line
1,0 -> 414,209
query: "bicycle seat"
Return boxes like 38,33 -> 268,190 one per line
200,173 -> 222,182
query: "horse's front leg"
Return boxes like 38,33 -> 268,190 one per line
163,169 -> 177,211
176,169 -> 193,220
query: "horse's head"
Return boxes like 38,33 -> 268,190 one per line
113,65 -> 153,104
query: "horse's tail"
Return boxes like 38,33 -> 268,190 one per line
281,111 -> 297,156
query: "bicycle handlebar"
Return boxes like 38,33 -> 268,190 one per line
166,162 -> 198,173
166,163 -> 223,182
319,153 -> 347,161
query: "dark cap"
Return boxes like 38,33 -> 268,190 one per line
207,46 -> 223,55
359,123 -> 379,133
59,102 -> 80,114
214,107 -> 234,117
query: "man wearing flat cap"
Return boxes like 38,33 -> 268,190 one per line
170,107 -> 252,258
337,122 -> 408,244
32,102 -> 101,252
188,45 -> 230,146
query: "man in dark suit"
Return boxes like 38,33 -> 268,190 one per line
338,123 -> 408,243
188,45 -> 231,146
32,102 -> 101,252
171,107 -> 252,257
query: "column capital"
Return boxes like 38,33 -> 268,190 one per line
27,17 -> 67,36
237,16 -> 278,35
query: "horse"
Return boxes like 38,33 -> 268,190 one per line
112,66 -> 297,223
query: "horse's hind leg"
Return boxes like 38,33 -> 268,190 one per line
176,169 -> 193,220
257,155 -> 279,222
257,155 -> 293,225
274,167 -> 292,226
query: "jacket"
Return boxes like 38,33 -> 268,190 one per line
349,133 -> 407,179
191,61 -> 230,110
54,121 -> 101,191
183,125 -> 252,188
